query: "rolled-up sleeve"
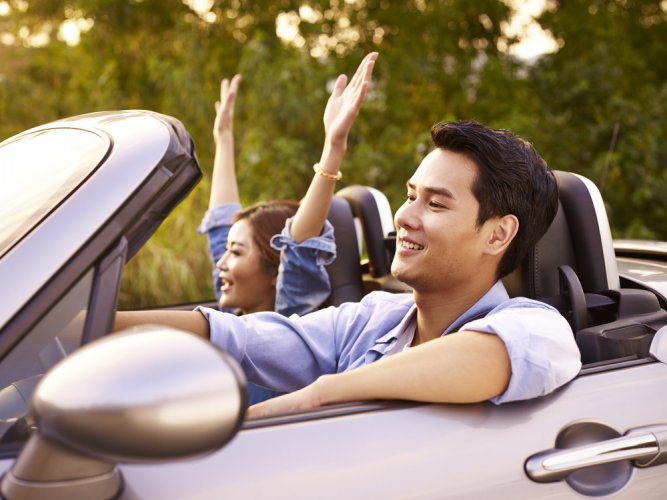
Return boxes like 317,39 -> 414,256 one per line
271,217 -> 337,316
197,203 -> 242,300
459,299 -> 581,404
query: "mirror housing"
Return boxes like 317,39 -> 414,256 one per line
1,326 -> 246,499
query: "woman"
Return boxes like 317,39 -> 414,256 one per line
197,53 -> 378,403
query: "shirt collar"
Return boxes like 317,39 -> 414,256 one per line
373,280 -> 509,346
446,280 -> 509,333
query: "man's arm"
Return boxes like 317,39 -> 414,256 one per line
246,330 -> 510,418
113,310 -> 210,339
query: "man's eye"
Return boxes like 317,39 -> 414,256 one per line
406,194 -> 416,202
429,201 -> 445,209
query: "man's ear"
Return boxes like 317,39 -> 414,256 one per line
484,214 -> 519,256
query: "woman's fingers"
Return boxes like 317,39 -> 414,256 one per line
347,52 -> 373,88
347,52 -> 378,93
220,78 -> 229,101
331,74 -> 348,99
228,74 -> 242,99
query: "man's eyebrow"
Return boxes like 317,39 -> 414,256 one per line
406,181 -> 456,200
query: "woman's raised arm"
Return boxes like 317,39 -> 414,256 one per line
209,74 -> 242,210
290,52 -> 378,243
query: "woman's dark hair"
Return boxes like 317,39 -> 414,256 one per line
233,200 -> 299,275
431,121 -> 558,279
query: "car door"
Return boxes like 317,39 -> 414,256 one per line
115,354 -> 667,499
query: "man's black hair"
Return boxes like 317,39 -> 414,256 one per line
431,121 -> 558,279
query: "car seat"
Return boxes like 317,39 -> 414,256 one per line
503,171 -> 667,364
335,186 -> 411,294
324,196 -> 366,306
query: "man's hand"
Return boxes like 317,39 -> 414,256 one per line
247,382 -> 324,419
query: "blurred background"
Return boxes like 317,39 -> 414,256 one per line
1,0 -> 666,307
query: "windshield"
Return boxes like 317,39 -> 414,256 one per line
0,128 -> 110,256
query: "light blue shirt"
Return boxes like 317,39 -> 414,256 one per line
198,203 -> 337,316
197,281 -> 582,405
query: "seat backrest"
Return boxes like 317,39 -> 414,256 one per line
336,185 -> 395,278
503,170 -> 620,299
324,196 -> 365,306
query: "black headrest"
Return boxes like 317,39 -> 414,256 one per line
503,171 -> 619,299
336,185 -> 395,278
325,196 -> 365,306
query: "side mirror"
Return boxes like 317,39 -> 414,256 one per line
1,326 -> 247,500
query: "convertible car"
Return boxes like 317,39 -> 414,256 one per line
0,111 -> 665,499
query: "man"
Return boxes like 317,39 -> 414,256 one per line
116,121 -> 581,418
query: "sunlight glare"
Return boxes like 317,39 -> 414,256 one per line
502,0 -> 558,59
59,19 -> 80,46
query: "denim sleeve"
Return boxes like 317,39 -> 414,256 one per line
197,203 -> 242,301
271,216 -> 337,317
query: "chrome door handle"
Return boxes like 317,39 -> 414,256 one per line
526,424 -> 667,483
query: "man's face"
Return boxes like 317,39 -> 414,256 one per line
391,148 -> 497,293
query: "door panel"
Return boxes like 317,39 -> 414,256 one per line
118,362 -> 667,499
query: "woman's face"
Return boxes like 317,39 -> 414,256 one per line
216,219 -> 277,314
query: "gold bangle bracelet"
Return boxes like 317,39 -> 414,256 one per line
313,163 -> 342,181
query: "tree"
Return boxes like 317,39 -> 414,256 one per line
6,0 -> 664,306
523,0 -> 667,239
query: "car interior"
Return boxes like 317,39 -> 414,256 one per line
329,170 -> 667,370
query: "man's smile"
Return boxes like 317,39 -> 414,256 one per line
397,233 -> 425,251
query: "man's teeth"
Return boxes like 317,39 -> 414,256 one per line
401,239 -> 424,250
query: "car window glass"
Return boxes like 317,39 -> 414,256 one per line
0,269 -> 93,447
0,129 -> 110,256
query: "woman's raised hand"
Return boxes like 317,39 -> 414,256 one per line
208,74 -> 242,209
323,52 -> 378,149
213,74 -> 242,144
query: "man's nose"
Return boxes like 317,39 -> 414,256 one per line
394,201 -> 420,230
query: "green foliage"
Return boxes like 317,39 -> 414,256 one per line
1,0 -> 666,307
519,0 -> 667,239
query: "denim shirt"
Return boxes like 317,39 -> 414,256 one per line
198,203 -> 337,404
197,203 -> 337,317
198,281 -> 582,405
